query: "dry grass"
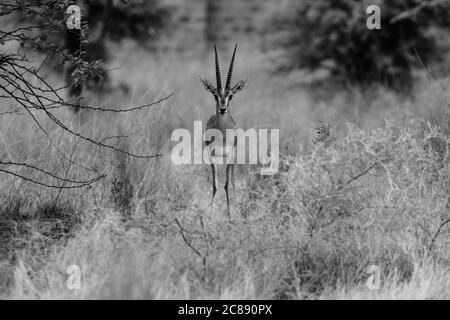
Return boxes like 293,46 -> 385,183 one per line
1,45 -> 450,299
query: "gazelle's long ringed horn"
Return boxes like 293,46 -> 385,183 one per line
214,44 -> 222,90
226,44 -> 238,90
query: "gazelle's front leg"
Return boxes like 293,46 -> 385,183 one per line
210,164 -> 218,208
231,164 -> 236,205
225,164 -> 233,220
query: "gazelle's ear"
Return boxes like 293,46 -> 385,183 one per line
200,76 -> 216,95
231,78 -> 248,95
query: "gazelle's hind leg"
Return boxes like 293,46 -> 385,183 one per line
225,164 -> 233,221
210,164 -> 218,208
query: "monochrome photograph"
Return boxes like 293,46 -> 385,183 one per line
1,0 -> 450,302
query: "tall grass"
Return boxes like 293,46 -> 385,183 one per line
1,46 -> 449,299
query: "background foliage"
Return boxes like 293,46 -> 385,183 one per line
1,0 -> 450,299
271,0 -> 450,89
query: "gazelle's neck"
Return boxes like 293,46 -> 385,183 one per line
216,111 -> 231,131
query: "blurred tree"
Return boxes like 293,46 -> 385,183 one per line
272,0 -> 450,90
205,0 -> 218,46
0,1 -> 171,188
5,0 -> 170,109
205,0 -> 229,47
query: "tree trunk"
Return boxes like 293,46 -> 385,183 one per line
204,0 -> 228,52
64,0 -> 84,113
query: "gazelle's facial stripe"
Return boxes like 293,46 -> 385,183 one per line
215,88 -> 233,114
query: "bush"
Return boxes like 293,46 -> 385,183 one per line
272,0 -> 450,89
0,197 -> 80,295
4,120 -> 450,298
243,121 -> 450,297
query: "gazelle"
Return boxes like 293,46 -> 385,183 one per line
200,44 -> 247,219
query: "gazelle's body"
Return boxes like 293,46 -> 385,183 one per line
206,111 -> 237,218
201,44 -> 247,219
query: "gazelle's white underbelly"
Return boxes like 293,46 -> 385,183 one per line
205,143 -> 235,164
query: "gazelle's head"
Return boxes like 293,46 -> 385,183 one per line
200,44 -> 247,115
